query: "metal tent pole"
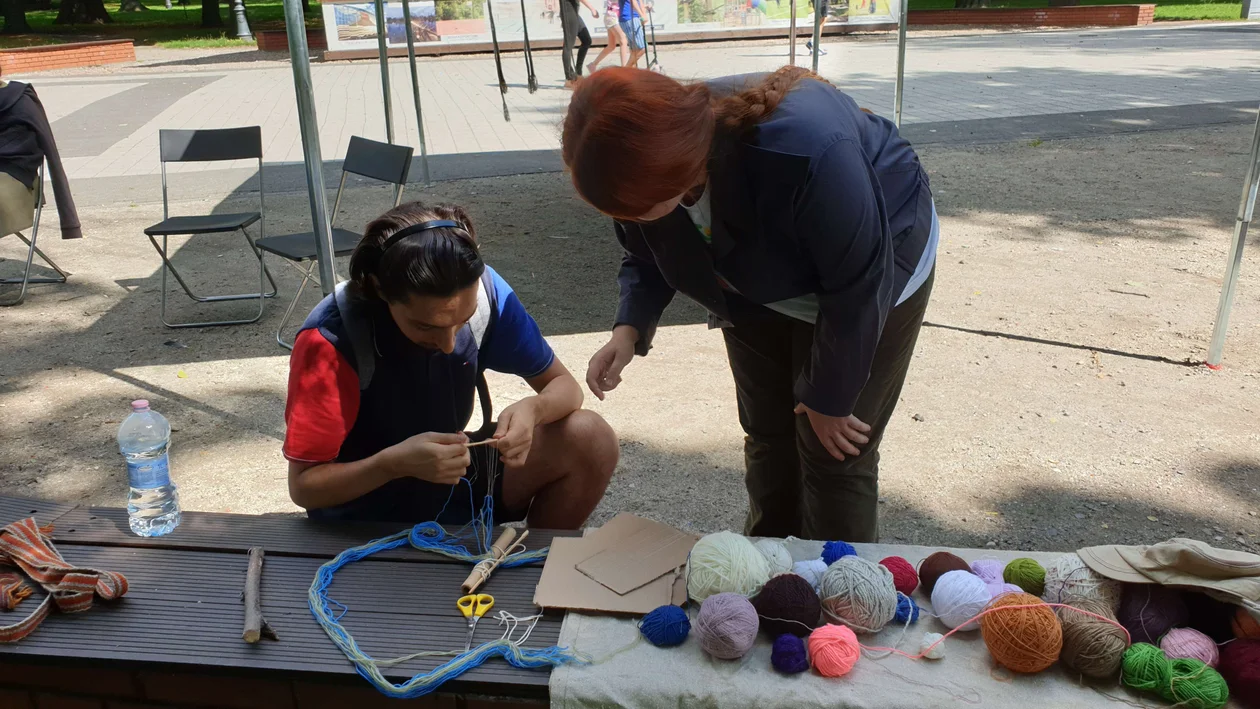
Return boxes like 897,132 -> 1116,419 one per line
400,0 -> 431,185
520,0 -> 538,92
789,0 -> 797,66
1205,102 -> 1260,368
374,0 -> 395,143
810,2 -> 822,72
283,0 -> 337,295
894,0 -> 907,127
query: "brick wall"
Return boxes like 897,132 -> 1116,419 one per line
0,660 -> 546,709
255,29 -> 327,53
0,40 -> 134,75
908,4 -> 1155,26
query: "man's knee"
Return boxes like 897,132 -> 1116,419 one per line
558,409 -> 618,482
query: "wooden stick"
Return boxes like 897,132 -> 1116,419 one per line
461,527 -> 524,594
464,438 -> 497,448
242,546 -> 278,643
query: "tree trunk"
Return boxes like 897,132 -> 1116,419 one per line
952,0 -> 987,7
120,0 -> 146,11
3,0 -> 32,32
202,0 -> 222,26
54,0 -> 111,24
301,0 -> 309,12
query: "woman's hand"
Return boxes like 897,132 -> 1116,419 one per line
381,431 -> 470,485
794,403 -> 871,461
585,325 -> 639,400
491,398 -> 541,467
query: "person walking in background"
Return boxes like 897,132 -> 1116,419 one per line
561,0 -> 600,88
588,0 -> 629,73
618,0 -> 648,68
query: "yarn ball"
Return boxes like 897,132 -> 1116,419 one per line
808,623 -> 861,677
894,594 -> 920,624
1122,643 -> 1231,709
687,531 -> 771,602
1235,607 -> 1260,640
918,551 -> 971,596
1123,643 -> 1174,694
1185,592 -> 1240,643
754,538 -> 794,577
822,540 -> 858,566
1118,584 -> 1188,645
753,573 -> 822,637
980,592 -> 1063,673
1004,558 -> 1047,596
1058,598 -> 1129,679
693,593 -> 760,660
986,581 -> 1023,599
971,558 -> 1004,583
1042,554 -> 1122,611
879,556 -> 919,596
771,633 -> 810,674
639,604 -> 691,647
921,632 -> 946,659
818,555 -> 898,633
792,560 -> 828,591
1218,639 -> 1260,709
932,569 -> 990,631
1162,627 -> 1219,668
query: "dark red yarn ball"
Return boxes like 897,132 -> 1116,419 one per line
752,573 -> 822,637
918,551 -> 971,596
1218,638 -> 1260,708
879,556 -> 919,596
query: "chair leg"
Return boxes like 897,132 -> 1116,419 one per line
149,230 -> 277,329
0,223 -> 63,307
276,261 -> 317,351
242,226 -> 279,300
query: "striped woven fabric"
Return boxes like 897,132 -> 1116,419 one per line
0,571 -> 33,610
0,517 -> 129,642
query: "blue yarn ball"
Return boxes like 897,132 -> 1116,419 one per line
821,540 -> 857,566
771,633 -> 810,674
639,605 -> 691,647
894,594 -> 920,624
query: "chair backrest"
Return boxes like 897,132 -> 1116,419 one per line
342,136 -> 414,185
159,127 -> 262,164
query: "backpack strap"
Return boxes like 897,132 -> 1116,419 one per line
334,282 -> 377,392
470,269 -> 498,439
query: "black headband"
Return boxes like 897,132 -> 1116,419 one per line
380,219 -> 464,252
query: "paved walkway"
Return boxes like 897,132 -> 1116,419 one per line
14,23 -> 1260,180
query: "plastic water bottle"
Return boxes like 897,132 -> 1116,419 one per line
117,400 -> 181,537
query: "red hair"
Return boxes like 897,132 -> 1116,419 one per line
562,66 -> 823,219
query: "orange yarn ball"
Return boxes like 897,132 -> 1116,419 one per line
808,623 -> 861,677
980,592 -> 1063,673
1234,606 -> 1260,640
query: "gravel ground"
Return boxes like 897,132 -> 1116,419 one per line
1,122 -> 1257,554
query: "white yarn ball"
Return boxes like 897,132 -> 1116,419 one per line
792,559 -> 828,591
686,531 -> 771,602
1041,554 -> 1122,611
818,555 -> 898,634
932,570 -> 990,631
921,632 -> 946,659
753,538 -> 793,577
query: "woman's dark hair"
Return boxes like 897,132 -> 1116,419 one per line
348,201 -> 484,303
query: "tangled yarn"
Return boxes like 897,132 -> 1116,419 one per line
1161,627 -> 1219,667
754,538 -> 794,577
753,573 -> 822,637
1235,607 -> 1260,640
979,593 -> 1063,673
818,556 -> 898,633
792,560 -> 828,591
1042,554 -> 1122,612
971,559 -> 1004,583
986,581 -> 1023,599
771,633 -> 810,674
1058,598 -> 1129,679
694,593 -> 759,660
1118,584 -> 1188,645
920,632 -> 946,659
932,570 -> 990,631
822,540 -> 857,566
1004,558 -> 1046,597
1217,639 -> 1260,708
879,556 -> 919,596
1122,643 -> 1230,709
918,551 -> 971,596
808,623 -> 861,677
895,594 -> 920,624
639,605 -> 690,647
687,531 -> 771,602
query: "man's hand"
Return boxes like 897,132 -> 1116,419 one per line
794,403 -> 871,461
591,8 -> 599,17
585,325 -> 638,400
381,432 -> 470,485
492,398 -> 540,467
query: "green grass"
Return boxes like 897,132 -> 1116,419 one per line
907,0 -> 1241,20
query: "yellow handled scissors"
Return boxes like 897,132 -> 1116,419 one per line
458,593 -> 495,652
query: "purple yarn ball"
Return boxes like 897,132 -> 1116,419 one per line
971,559 -> 1004,583
772,633 -> 810,674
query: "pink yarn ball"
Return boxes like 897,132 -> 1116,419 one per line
808,623 -> 861,677
1161,627 -> 1220,667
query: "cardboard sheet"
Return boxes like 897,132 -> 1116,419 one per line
576,513 -> 697,595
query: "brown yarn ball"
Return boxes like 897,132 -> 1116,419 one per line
1058,598 -> 1130,678
980,592 -> 1063,673
918,551 -> 972,596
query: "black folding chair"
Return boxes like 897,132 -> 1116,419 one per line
256,136 -> 414,350
1,161 -> 70,307
143,126 -> 278,329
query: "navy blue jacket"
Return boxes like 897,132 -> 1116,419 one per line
614,76 -> 932,418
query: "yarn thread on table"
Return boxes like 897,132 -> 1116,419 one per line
1058,598 -> 1129,678
772,633 -> 811,674
822,541 -> 858,566
932,570 -> 990,631
818,556 -> 898,633
971,559 -> 1004,583
639,605 -> 690,647
687,532 -> 771,602
980,592 -> 1063,673
809,623 -> 861,677
694,592 -> 759,660
1042,554 -> 1122,611
1118,584 -> 1187,645
753,573 -> 822,637
1161,627 -> 1219,668
1121,643 -> 1230,709
1217,638 -> 1260,708
754,538 -> 794,577
879,556 -> 919,596
918,551 -> 971,596
1004,558 -> 1046,597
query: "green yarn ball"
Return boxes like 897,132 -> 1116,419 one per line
1003,558 -> 1046,597
1121,643 -> 1230,709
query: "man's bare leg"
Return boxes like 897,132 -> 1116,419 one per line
501,409 -> 617,529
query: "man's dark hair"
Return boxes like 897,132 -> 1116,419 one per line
348,201 -> 484,303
